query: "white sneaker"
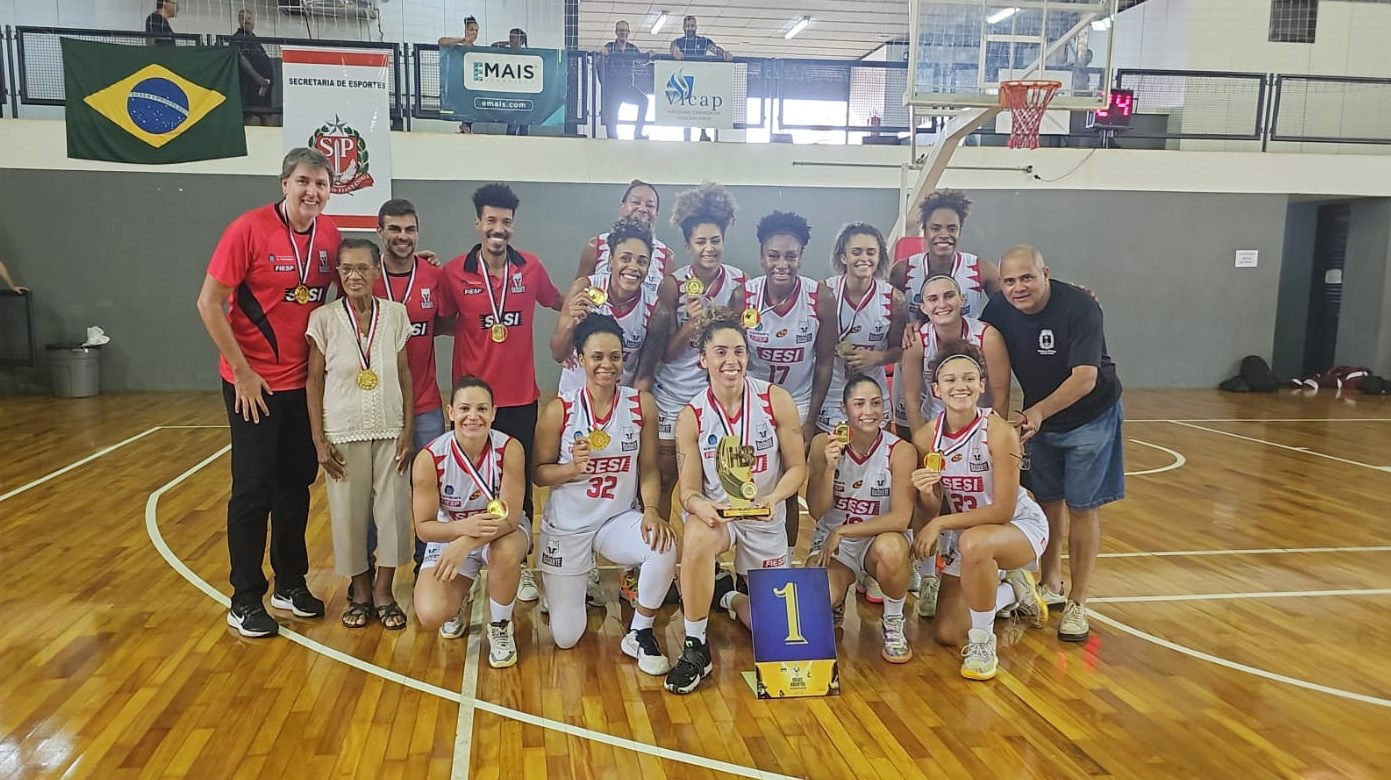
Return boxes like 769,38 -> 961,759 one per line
915,576 -> 940,618
517,568 -> 540,602
1004,568 -> 1049,629
586,567 -> 606,608
880,615 -> 912,664
960,628 -> 998,681
1039,583 -> 1066,608
858,576 -> 885,604
1059,600 -> 1090,642
621,628 -> 671,675
908,569 -> 922,595
487,619 -> 518,668
439,607 -> 467,639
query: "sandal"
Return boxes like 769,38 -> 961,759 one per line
342,600 -> 374,628
376,601 -> 408,631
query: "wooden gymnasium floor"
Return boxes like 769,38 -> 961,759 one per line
2,389 -> 1390,779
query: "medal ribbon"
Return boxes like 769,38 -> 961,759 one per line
579,387 -> 616,438
384,258 -> 417,304
341,296 -> 380,372
279,202 -> 317,291
451,435 -> 499,502
688,265 -> 726,300
758,277 -> 799,315
836,276 -> 875,341
478,251 -> 510,331
709,379 -> 752,444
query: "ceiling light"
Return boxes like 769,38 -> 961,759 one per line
987,7 -> 1019,24
651,12 -> 668,35
784,16 -> 810,40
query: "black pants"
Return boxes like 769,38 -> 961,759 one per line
491,401 -> 538,524
603,84 -> 648,138
222,382 -> 318,606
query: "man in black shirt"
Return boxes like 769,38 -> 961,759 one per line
669,15 -> 731,61
601,21 -> 651,139
144,0 -> 177,46
981,245 -> 1123,644
231,9 -> 275,126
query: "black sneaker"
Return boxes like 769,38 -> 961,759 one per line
710,569 -> 736,611
227,602 -> 280,638
663,636 -> 712,694
270,587 -> 325,618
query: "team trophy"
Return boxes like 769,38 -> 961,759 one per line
716,435 -> 771,519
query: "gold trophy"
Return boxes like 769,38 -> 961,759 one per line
715,436 -> 771,519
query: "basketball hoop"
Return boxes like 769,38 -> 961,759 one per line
999,80 -> 1062,150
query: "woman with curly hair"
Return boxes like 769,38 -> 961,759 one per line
645,182 -> 747,523
573,180 -> 673,295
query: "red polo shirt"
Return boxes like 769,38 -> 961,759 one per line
438,245 -> 560,408
374,257 -> 445,414
206,202 -> 341,391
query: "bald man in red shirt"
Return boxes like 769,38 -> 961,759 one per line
196,148 -> 339,638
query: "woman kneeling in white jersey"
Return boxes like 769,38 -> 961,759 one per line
533,315 -> 677,674
665,312 -> 807,695
806,375 -> 918,663
412,377 -> 531,668
911,343 -> 1050,681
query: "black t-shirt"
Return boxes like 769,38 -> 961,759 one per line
231,29 -> 274,81
672,34 -> 717,58
981,280 -> 1121,432
602,41 -> 646,85
145,12 -> 175,46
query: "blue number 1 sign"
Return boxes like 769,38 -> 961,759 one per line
747,567 -> 839,699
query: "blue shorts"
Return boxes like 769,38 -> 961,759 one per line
1028,401 -> 1125,510
413,407 -> 447,453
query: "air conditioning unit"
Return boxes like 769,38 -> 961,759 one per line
278,0 -> 379,21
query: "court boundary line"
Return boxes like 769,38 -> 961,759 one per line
1125,439 -> 1185,476
1168,421 -> 1391,472
1095,545 -> 1391,559
1126,418 -> 1391,423
143,440 -> 800,780
1091,587 -> 1391,604
1088,609 -> 1391,710
451,578 -> 485,780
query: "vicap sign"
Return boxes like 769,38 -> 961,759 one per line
654,60 -> 736,129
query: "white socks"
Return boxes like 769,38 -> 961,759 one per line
489,598 -> 514,624
969,609 -> 995,634
882,595 -> 905,619
630,611 -> 655,632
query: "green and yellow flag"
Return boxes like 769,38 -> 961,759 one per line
62,39 -> 246,164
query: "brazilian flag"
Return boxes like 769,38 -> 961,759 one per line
62,39 -> 246,164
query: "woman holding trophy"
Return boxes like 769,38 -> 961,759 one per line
663,312 -> 807,696
910,343 -> 1050,682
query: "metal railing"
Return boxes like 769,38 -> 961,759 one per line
211,35 -> 406,123
15,25 -> 203,106
1271,74 -> 1391,145
1114,68 -> 1268,141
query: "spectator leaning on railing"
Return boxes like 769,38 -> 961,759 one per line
669,15 -> 732,61
439,16 -> 481,134
601,21 -> 653,140
492,29 -> 530,137
231,8 -> 276,127
144,0 -> 177,46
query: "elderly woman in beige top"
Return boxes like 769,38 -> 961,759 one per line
306,238 -> 414,629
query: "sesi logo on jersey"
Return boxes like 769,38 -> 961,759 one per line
283,286 -> 327,303
584,456 -> 633,475
833,495 -> 879,516
757,347 -> 805,363
941,475 -> 984,492
408,321 -> 429,338
478,311 -> 523,329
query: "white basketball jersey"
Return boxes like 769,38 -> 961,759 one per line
557,273 -> 658,396
688,377 -> 785,529
817,431 -> 901,533
931,410 -> 1041,520
654,264 -> 747,414
426,429 -> 514,523
904,250 -> 987,319
542,387 -> 644,533
913,316 -> 992,422
817,276 -> 894,430
743,275 -> 820,409
593,232 -> 673,295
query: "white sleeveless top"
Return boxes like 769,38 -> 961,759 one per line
912,316 -> 992,423
816,430 -> 901,533
426,429 -> 515,524
931,410 -> 1044,524
593,231 -> 673,296
541,386 -> 644,533
895,250 -> 988,426
654,263 -> 747,415
743,275 -> 820,412
817,276 -> 894,431
557,273 -> 659,396
688,377 -> 784,529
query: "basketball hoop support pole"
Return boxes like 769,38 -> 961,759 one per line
890,106 -> 999,244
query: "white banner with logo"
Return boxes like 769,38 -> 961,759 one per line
653,60 -> 736,129
282,47 -> 393,230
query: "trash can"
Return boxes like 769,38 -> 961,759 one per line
47,343 -> 102,398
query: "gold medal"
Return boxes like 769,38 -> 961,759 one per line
585,286 -> 608,306
294,284 -> 312,305
836,340 -> 854,357
832,422 -> 850,444
683,277 -> 705,296
486,498 -> 508,517
356,369 -> 378,390
490,323 -> 509,343
588,430 -> 611,450
923,451 -> 945,471
741,307 -> 761,329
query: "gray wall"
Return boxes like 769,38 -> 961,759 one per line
1337,199 -> 1391,376
1273,200 -> 1319,378
0,171 -> 1291,393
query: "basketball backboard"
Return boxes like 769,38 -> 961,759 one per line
908,0 -> 1117,110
